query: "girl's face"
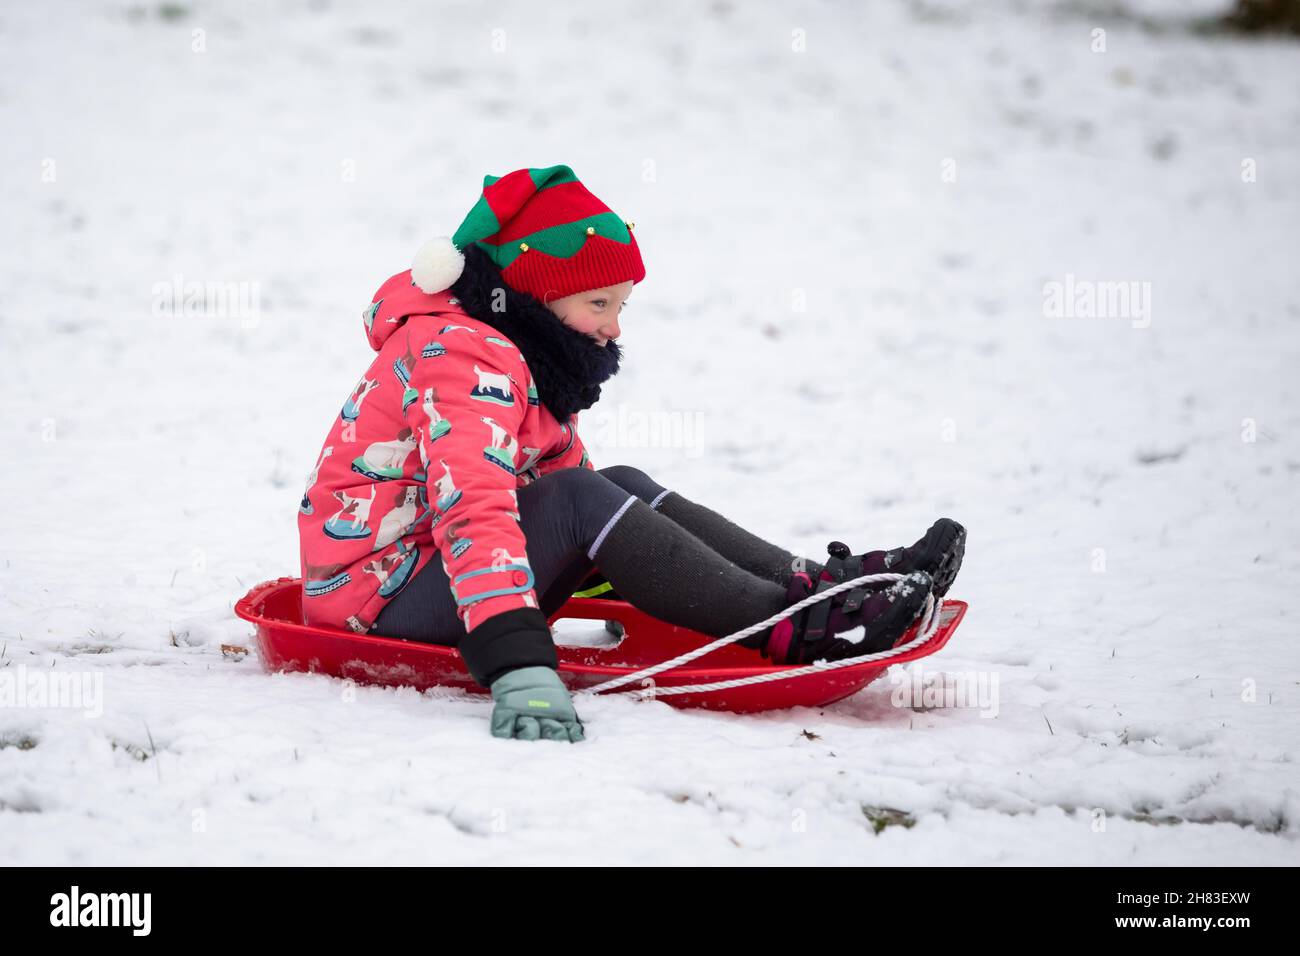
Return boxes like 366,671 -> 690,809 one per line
545,281 -> 634,346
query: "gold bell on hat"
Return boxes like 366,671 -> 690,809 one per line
586,226 -> 596,236
626,221 -> 635,230
519,242 -> 529,252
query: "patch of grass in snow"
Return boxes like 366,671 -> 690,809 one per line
970,801 -> 1287,834
905,0 -> 971,25
0,733 -> 39,751
1128,810 -> 1186,827
1124,806 -> 1288,834
110,739 -> 153,762
1128,807 -> 1287,832
63,632 -> 117,655
123,3 -> 188,23
862,805 -> 917,834
1134,446 -> 1187,466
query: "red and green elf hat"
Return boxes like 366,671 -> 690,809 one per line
411,164 -> 645,303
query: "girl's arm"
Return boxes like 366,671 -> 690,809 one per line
405,332 -> 555,686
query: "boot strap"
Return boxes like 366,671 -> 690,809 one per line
789,542 -> 867,656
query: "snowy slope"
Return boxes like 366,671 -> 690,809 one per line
1,0 -> 1297,864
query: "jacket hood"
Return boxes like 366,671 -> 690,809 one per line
362,270 -> 467,352
361,254 -> 622,423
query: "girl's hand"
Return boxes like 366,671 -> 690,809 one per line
488,666 -> 586,742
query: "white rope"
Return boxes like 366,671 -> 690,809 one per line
575,572 -> 949,700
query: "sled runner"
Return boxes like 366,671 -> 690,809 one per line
234,578 -> 966,713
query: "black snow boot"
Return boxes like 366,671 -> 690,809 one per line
746,541 -> 934,665
853,518 -> 966,598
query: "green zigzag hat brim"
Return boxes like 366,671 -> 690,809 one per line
468,212 -> 634,271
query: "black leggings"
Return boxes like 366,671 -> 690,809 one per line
371,464 -> 819,648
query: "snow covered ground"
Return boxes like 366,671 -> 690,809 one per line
2,0 -> 1297,864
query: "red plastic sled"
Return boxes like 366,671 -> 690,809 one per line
234,577 -> 967,713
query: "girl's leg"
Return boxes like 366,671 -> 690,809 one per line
370,467 -> 792,647
595,464 -> 826,588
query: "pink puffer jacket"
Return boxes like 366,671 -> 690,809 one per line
297,269 -> 593,635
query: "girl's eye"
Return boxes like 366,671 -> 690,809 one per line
593,300 -> 607,308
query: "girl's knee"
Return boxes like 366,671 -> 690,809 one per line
596,464 -> 665,502
523,465 -> 617,512
535,465 -> 611,495
519,466 -> 632,559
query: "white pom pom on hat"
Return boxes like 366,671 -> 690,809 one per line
411,237 -> 465,294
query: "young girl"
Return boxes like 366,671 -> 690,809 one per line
298,164 -> 966,744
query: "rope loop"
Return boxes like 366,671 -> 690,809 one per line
577,572 -> 947,699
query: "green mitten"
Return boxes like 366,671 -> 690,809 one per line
489,666 -> 586,742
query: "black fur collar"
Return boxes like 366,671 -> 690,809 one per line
449,243 -> 622,423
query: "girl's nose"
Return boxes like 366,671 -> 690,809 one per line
604,316 -> 621,340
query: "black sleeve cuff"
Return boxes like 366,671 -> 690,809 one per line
458,606 -> 558,688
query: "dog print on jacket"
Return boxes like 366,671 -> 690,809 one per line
298,270 -> 595,635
